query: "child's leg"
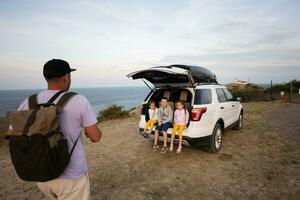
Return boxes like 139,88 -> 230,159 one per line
154,126 -> 161,146
177,125 -> 185,153
178,125 -> 184,147
170,124 -> 178,151
149,120 -> 157,132
144,120 -> 152,132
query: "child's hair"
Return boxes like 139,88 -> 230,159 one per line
176,100 -> 185,108
161,97 -> 169,101
148,100 -> 156,106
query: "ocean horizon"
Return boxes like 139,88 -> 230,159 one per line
0,86 -> 149,117
0,83 -> 272,117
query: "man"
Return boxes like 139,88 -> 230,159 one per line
6,59 -> 101,200
153,97 -> 173,153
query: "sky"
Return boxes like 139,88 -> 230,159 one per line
0,0 -> 299,90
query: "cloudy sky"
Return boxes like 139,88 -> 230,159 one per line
0,0 -> 299,89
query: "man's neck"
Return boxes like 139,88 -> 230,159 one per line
47,85 -> 64,90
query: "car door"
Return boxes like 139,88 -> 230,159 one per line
222,88 -> 239,125
216,88 -> 232,128
127,66 -> 195,88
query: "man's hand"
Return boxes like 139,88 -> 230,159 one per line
5,128 -> 13,138
4,128 -> 13,146
84,124 -> 102,142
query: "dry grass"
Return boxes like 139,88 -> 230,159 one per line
0,101 -> 299,200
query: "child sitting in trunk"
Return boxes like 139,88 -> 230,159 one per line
170,100 -> 189,153
142,100 -> 158,136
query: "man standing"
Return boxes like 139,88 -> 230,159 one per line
153,97 -> 173,153
6,59 -> 102,200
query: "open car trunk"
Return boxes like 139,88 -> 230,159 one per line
142,88 -> 193,126
127,67 -> 195,88
127,65 -> 217,89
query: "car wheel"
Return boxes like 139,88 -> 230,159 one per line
208,123 -> 223,153
234,112 -> 243,130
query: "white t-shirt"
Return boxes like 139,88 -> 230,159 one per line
148,108 -> 158,120
16,90 -> 97,180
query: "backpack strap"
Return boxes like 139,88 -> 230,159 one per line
28,90 -> 65,109
47,90 -> 65,103
55,92 -> 80,157
56,92 -> 77,109
28,94 -> 38,110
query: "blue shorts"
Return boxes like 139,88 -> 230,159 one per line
155,122 -> 172,132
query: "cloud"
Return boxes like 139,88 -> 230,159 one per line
0,0 -> 299,89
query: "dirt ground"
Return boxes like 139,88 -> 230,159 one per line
0,101 -> 299,200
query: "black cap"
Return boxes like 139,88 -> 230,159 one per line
43,59 -> 76,79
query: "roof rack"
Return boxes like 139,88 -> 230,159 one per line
196,82 -> 219,86
154,64 -> 218,84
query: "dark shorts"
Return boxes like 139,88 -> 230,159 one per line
155,122 -> 172,132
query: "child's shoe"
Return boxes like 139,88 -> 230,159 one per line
176,146 -> 182,153
160,146 -> 168,153
152,145 -> 159,151
141,131 -> 149,138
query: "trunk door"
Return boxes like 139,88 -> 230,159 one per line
127,67 -> 195,88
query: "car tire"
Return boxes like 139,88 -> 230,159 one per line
208,123 -> 223,153
233,112 -> 243,130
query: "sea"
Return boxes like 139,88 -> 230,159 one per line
0,87 -> 150,117
0,83 -> 272,117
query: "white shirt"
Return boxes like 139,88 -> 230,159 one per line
148,108 -> 158,120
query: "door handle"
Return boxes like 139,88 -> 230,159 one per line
232,105 -> 235,107
220,107 -> 224,109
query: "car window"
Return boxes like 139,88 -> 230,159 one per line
194,89 -> 212,104
222,88 -> 233,101
216,88 -> 227,103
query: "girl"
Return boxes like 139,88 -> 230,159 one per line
143,100 -> 158,136
170,100 -> 189,153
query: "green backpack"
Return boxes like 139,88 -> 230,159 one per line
6,90 -> 79,182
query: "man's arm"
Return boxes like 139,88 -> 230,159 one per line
84,124 -> 101,142
80,96 -> 102,142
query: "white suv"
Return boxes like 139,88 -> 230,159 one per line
127,65 -> 243,152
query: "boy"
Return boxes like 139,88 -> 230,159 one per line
153,97 -> 173,153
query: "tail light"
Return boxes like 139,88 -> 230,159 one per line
191,107 -> 207,121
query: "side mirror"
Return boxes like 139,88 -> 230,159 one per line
236,97 -> 242,101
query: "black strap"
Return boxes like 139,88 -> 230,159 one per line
56,92 -> 77,109
28,90 -> 65,109
56,92 -> 79,156
55,92 -> 79,156
28,94 -> 38,110
70,134 -> 81,156
47,90 -> 65,104
22,109 -> 39,135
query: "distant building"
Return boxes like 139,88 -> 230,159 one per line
226,79 -> 260,90
235,80 -> 248,85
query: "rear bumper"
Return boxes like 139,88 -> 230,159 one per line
139,128 -> 209,147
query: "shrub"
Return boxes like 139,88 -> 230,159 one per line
229,88 -> 272,102
97,104 -> 130,122
265,80 -> 300,93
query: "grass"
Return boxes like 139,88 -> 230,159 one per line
97,104 -> 131,122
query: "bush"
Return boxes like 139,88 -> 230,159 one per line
97,104 -> 130,122
266,80 -> 300,93
229,88 -> 272,102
